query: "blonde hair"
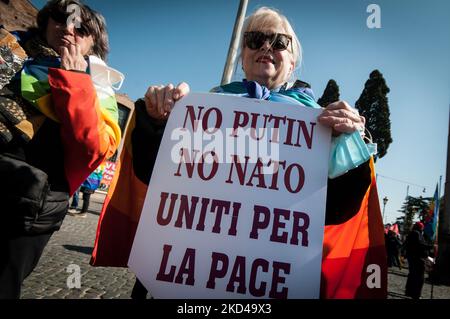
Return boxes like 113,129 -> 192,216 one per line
240,7 -> 302,71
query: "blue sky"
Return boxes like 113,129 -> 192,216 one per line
31,0 -> 450,224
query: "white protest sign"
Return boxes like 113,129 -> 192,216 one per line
128,93 -> 331,299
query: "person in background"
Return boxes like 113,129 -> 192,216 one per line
404,221 -> 432,299
0,0 -> 121,298
91,7 -> 386,299
386,230 -> 403,269
68,167 -> 103,218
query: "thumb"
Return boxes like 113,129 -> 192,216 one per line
173,82 -> 190,100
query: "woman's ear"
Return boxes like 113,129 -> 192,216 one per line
289,60 -> 295,75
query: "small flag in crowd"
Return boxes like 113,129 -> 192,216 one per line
384,223 -> 399,236
424,184 -> 440,241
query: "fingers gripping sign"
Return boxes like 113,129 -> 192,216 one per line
163,84 -> 175,114
144,82 -> 190,121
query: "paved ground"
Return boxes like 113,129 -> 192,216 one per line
20,192 -> 450,299
388,267 -> 450,299
21,192 -> 136,299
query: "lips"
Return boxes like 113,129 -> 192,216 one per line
256,56 -> 275,64
61,37 -> 75,45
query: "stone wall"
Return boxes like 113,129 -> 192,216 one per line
0,0 -> 38,31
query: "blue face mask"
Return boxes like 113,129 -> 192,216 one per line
328,131 -> 377,179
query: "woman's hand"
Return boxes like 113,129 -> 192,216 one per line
317,101 -> 366,136
144,82 -> 190,120
60,35 -> 88,72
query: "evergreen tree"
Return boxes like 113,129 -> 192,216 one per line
317,79 -> 340,107
398,196 -> 429,238
355,70 -> 392,160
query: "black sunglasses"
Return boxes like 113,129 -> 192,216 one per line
244,31 -> 292,51
49,9 -> 90,37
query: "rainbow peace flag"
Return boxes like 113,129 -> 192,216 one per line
91,111 -> 145,265
20,58 -> 121,194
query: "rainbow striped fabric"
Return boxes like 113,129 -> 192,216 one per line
20,58 -> 121,194
91,111 -> 145,265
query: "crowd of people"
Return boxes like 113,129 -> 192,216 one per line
0,0 -> 417,299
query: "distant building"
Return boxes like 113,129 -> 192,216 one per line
0,0 -> 37,31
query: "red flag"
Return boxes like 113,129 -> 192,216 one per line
321,158 -> 388,298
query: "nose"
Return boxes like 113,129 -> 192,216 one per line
59,22 -> 75,35
260,39 -> 273,51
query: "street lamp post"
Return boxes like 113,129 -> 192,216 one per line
383,196 -> 388,223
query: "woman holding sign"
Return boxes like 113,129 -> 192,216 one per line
92,7 -> 386,299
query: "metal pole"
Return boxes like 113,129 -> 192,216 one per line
436,105 -> 450,284
221,0 -> 249,85
431,175 -> 443,298
431,263 -> 434,298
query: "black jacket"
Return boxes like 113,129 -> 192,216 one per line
1,83 -> 69,235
